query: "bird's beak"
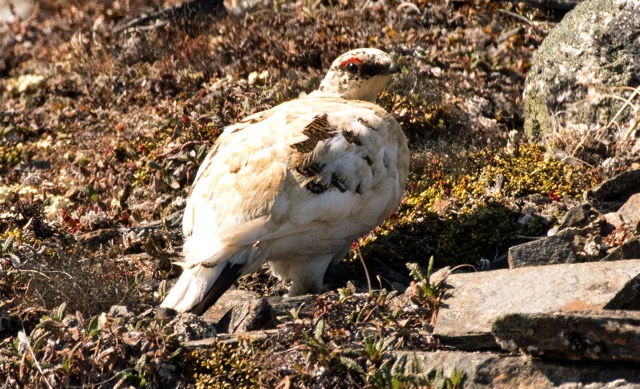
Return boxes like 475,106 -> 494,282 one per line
383,63 -> 401,75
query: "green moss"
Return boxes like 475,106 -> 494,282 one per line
132,163 -> 151,187
0,228 -> 22,239
0,144 -> 25,170
406,144 -> 595,211
356,144 -> 597,268
378,84 -> 456,139
185,340 -> 261,389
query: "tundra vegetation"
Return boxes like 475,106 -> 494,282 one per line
0,0 -> 630,387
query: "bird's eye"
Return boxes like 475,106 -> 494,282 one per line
346,63 -> 359,74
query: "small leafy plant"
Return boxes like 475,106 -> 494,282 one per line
406,256 -> 446,312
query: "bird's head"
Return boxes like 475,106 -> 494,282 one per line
315,48 -> 400,102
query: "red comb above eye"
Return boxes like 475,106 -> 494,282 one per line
340,57 -> 364,67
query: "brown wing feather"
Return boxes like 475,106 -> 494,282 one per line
289,112 -> 377,195
290,113 -> 336,153
289,113 -> 341,194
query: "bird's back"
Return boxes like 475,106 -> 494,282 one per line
181,94 -> 409,269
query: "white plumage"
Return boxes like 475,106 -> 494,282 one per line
161,48 -> 410,314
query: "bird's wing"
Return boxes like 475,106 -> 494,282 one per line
181,96 -> 409,268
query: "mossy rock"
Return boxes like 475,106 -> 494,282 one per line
523,0 -> 640,162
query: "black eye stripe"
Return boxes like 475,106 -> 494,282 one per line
360,63 -> 389,78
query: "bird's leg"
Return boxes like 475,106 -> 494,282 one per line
271,254 -> 334,297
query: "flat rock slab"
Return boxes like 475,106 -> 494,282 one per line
434,260 -> 640,349
493,310 -> 640,362
400,350 -> 640,388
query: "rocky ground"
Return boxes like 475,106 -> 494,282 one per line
0,0 -> 639,387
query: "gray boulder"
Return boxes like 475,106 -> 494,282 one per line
523,0 -> 640,162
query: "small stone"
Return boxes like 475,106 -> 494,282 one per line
603,212 -> 625,232
557,226 -> 582,240
155,307 -> 178,322
573,234 -> 587,247
616,193 -> 640,232
201,289 -> 261,324
582,235 -> 604,257
168,312 -> 217,342
225,298 -> 273,334
6,74 -> 44,94
508,235 -> 576,268
108,305 -> 130,317
247,70 -> 268,86
97,312 -> 109,330
247,71 -> 259,85
558,204 -> 592,230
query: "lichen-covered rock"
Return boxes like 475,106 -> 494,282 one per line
167,312 -> 217,342
523,0 -> 640,163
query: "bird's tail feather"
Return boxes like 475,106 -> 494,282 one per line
189,261 -> 245,315
160,249 -> 249,314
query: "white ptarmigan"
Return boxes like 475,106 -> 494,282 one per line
161,48 -> 410,315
